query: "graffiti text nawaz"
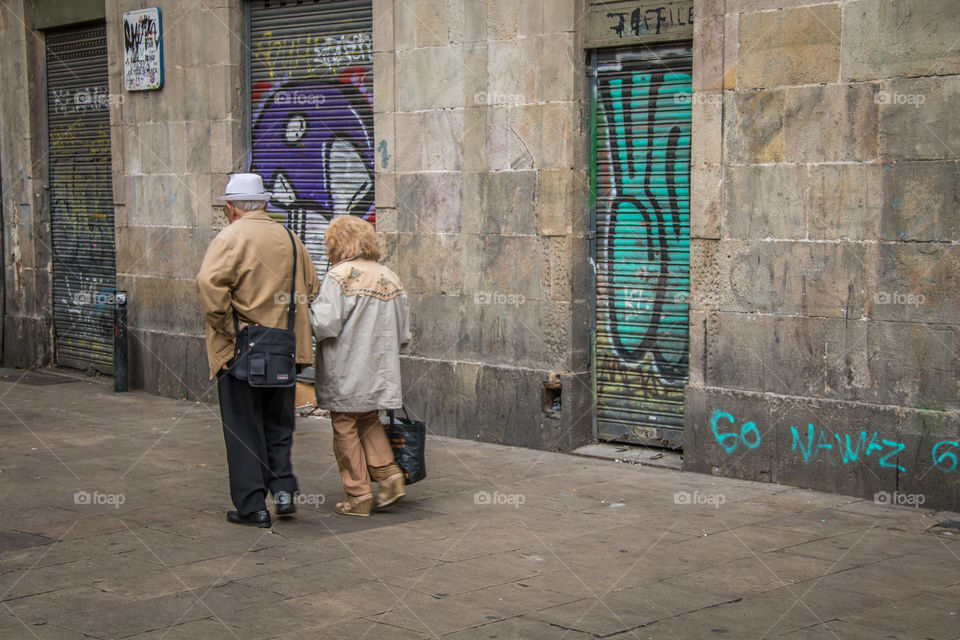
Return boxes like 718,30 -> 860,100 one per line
710,410 -> 959,474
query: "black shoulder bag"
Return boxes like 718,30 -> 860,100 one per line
228,229 -> 299,388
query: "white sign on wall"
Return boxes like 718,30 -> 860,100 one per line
122,8 -> 163,91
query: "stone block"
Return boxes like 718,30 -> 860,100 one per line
184,120 -> 212,175
721,314 -> 836,397
736,4 -> 841,89
690,165 -> 722,240
439,233 -> 465,296
691,91 -> 723,167
460,171 -> 485,235
373,112 -> 395,174
208,119 -> 238,174
375,173 -> 396,210
541,101 -> 578,169
858,321 -> 959,410
463,0 -> 487,42
421,110 -> 463,171
871,244 -> 960,326
806,164 -> 883,241
723,89 -> 784,164
687,310 -> 708,387
539,168 -> 573,237
539,33 -> 577,103
842,0 -> 960,81
878,75 -> 960,161
725,0 -> 827,12
767,394 -> 900,500
487,38 -> 540,105
461,106 -> 488,172
724,164 -> 806,239
393,0 -> 416,51
508,104 -> 540,170
477,234 -> 549,302
372,0 -> 394,52
395,173 -> 461,233
415,0 -> 451,47
2,313 -> 51,370
682,385 -> 776,483
481,170 -> 538,234
692,2 -> 724,92
463,42 -> 488,108
392,234 -> 440,294
125,275 -> 204,334
897,409 -> 960,510
784,83 -> 878,163
394,112 -> 422,173
880,161 -> 960,242
486,105 -> 511,170
373,52 -> 395,114
117,225 -> 214,281
719,240 -> 870,317
543,0 -> 577,33
722,13 -> 738,90
396,45 -> 464,111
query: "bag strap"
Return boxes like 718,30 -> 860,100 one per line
284,227 -> 297,331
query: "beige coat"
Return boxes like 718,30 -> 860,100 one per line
197,211 -> 320,379
310,258 -> 411,411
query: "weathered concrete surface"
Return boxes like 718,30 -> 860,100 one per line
0,369 -> 957,638
379,0 -> 592,452
689,0 -> 960,509
104,0 -> 245,402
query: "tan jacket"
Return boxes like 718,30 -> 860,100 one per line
310,259 -> 411,411
197,211 -> 320,379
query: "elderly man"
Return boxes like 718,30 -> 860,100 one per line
197,173 -> 319,527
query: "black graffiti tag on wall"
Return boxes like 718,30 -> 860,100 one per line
607,5 -> 694,38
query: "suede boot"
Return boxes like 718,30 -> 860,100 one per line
370,462 -> 406,508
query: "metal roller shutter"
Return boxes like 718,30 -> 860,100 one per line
46,23 -> 117,373
248,0 -> 374,275
593,45 -> 692,449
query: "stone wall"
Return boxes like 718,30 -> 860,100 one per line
374,0 -> 594,451
0,1 -> 53,368
686,0 -> 960,510
105,0 -> 245,401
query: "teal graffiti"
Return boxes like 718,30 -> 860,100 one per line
602,68 -> 691,383
710,410 -> 761,454
933,441 -> 959,472
377,139 -> 390,169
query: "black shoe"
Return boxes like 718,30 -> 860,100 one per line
226,510 -> 271,528
274,491 -> 297,516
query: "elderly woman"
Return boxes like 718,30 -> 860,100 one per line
309,215 -> 411,516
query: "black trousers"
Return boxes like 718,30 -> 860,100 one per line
217,372 -> 298,516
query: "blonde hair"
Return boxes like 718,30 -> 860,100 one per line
324,215 -> 380,264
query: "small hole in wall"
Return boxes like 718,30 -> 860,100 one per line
542,385 -> 561,416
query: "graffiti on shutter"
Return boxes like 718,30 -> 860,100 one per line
249,1 -> 374,274
46,24 -> 117,372
594,46 -> 692,448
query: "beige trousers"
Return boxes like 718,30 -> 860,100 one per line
330,410 -> 395,497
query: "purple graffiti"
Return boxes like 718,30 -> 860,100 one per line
250,79 -> 374,270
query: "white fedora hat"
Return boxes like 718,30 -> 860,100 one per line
218,173 -> 272,201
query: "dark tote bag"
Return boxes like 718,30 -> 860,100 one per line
386,408 -> 427,484
228,228 -> 299,388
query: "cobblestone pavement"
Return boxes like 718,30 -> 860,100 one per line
0,368 -> 957,639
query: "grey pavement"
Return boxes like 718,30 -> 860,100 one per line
0,368 -> 958,639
